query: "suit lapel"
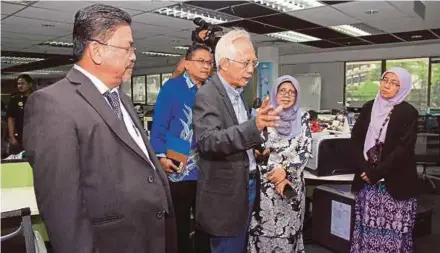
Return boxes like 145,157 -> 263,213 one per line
212,74 -> 239,125
68,69 -> 150,164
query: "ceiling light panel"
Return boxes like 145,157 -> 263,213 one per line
39,41 -> 74,48
141,51 -> 181,57
1,56 -> 45,64
330,25 -> 371,37
253,0 -> 324,12
174,46 -> 190,50
267,31 -> 321,42
153,4 -> 235,24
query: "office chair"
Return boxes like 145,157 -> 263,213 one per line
1,207 -> 36,253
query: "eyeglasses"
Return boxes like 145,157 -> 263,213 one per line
227,58 -> 259,69
278,89 -> 296,97
188,59 -> 213,67
88,38 -> 136,54
380,78 -> 400,87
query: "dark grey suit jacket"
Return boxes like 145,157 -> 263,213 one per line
193,74 -> 263,237
23,68 -> 177,253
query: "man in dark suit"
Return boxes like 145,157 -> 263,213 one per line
193,29 -> 281,253
23,4 -> 176,253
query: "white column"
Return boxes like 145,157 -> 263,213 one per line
256,46 -> 279,99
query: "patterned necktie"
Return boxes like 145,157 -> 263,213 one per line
103,90 -> 123,120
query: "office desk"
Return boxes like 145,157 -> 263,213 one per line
304,170 -> 354,182
1,187 -> 39,215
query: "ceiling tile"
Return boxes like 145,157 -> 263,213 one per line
393,30 -> 439,42
359,34 -> 404,44
300,40 -> 343,48
333,1 -> 410,23
185,1 -> 247,11
289,6 -> 359,26
14,7 -> 75,24
133,13 -> 196,30
220,20 -> 286,34
1,30 -> 54,41
219,3 -> 279,18
31,1 -> 94,14
251,13 -> 320,31
327,37 -> 372,46
363,16 -> 428,33
431,29 -> 440,38
87,1 -> 173,13
299,27 -> 348,39
1,2 -> 27,15
1,16 -> 73,36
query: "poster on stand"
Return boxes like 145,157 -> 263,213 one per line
257,62 -> 273,99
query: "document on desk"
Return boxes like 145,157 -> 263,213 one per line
330,200 -> 351,241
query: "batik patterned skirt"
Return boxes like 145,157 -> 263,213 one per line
350,183 -> 417,253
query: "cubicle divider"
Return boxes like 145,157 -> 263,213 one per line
1,161 -> 49,242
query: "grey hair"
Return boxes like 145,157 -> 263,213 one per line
215,29 -> 252,67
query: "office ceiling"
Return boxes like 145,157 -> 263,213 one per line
1,0 -> 440,79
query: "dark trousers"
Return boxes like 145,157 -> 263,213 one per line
169,180 -> 210,253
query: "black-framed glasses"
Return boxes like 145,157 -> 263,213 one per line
187,59 -> 214,67
227,58 -> 259,69
380,78 -> 400,87
88,38 -> 136,54
278,89 -> 296,97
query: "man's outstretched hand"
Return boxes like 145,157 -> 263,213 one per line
256,97 -> 282,132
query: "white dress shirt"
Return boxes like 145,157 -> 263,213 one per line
74,65 -> 154,169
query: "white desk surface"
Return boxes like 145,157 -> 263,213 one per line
304,170 -> 354,181
1,187 -> 39,215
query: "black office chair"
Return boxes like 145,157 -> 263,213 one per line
1,207 -> 36,253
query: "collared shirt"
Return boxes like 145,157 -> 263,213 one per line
73,64 -> 153,168
218,73 -> 257,172
150,72 -> 200,182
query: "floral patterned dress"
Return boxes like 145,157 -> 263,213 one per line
248,112 -> 312,253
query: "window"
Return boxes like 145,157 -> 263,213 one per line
121,79 -> 132,99
132,76 -> 146,104
345,61 -> 382,107
146,74 -> 161,105
161,73 -> 172,85
431,58 -> 440,109
386,58 -> 429,111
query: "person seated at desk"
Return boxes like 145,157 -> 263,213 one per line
350,67 -> 419,253
248,75 -> 312,253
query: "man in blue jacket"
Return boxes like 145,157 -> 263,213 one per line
151,43 -> 213,253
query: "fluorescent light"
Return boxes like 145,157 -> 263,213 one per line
253,0 -> 324,12
1,56 -> 45,64
24,70 -> 65,75
174,46 -> 190,51
39,41 -> 73,48
141,51 -> 181,57
330,25 -> 371,37
267,31 -> 321,43
153,5 -> 230,24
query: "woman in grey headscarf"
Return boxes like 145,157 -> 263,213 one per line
350,67 -> 419,253
248,75 -> 312,253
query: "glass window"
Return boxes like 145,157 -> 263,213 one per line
386,58 -> 429,111
146,74 -> 161,105
430,58 -> 440,109
345,61 -> 382,107
120,79 -> 132,99
132,76 -> 146,104
161,73 -> 172,85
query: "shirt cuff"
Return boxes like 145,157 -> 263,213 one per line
156,153 -> 166,158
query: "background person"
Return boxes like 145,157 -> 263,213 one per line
350,67 -> 419,253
